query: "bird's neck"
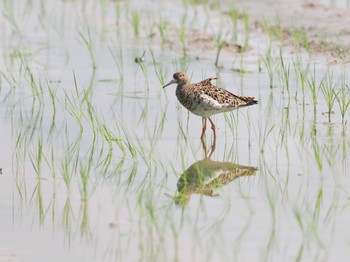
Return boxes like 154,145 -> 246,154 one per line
176,83 -> 186,96
176,81 -> 190,90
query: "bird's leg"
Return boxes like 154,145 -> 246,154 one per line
208,117 -> 216,136
208,117 -> 216,147
207,117 -> 216,157
200,118 -> 207,141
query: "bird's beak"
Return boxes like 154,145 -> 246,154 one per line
162,79 -> 176,88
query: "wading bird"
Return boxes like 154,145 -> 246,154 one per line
163,72 -> 258,140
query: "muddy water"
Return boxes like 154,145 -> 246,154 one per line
0,0 -> 350,261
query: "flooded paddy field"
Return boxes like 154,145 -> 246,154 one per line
1,0 -> 350,261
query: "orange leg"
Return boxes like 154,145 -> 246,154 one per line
200,118 -> 207,140
201,117 -> 216,158
208,117 -> 216,156
208,117 -> 216,140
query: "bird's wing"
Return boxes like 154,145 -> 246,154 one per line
198,85 -> 257,108
192,78 -> 258,108
198,77 -> 218,86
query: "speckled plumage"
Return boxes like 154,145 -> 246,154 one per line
163,72 -> 258,139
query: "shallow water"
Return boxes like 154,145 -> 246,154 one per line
1,0 -> 350,261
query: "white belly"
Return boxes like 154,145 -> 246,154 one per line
189,94 -> 236,117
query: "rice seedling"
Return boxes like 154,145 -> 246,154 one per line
258,52 -> 263,73
108,41 -> 124,83
323,138 -> 339,169
214,31 -> 225,67
2,2 -> 22,36
80,198 -> 91,238
312,184 -> 323,222
293,59 -> 309,104
278,102 -> 291,147
136,51 -> 149,81
262,48 -> 277,88
242,11 -> 249,47
157,17 -> 169,45
229,7 -> 239,42
61,133 -> 80,190
47,83 -> 57,133
171,57 -> 189,75
291,27 -> 310,52
29,137 -> 44,223
263,194 -> 277,262
113,1 -> 123,32
150,50 -> 168,88
320,70 -> 337,122
62,196 -> 74,232
130,11 -> 141,38
256,118 -> 276,155
79,159 -> 92,202
334,70 -> 350,124
277,48 -> 291,96
79,28 -> 97,69
178,14 -> 187,55
223,112 -> 238,139
16,52 -> 44,103
312,137 -> 323,171
29,138 -> 43,180
262,18 -> 283,42
28,101 -> 44,142
64,91 -> 83,134
306,65 -> 319,117
146,20 -> 156,39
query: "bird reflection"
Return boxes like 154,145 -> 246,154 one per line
175,140 -> 257,206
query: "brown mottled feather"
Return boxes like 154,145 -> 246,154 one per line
164,72 -> 258,118
198,77 -> 218,86
193,78 -> 257,107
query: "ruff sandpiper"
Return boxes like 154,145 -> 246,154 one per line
163,72 -> 258,139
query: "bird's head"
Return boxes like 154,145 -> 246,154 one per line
162,72 -> 189,88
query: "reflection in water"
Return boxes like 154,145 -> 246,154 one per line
175,140 -> 257,205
